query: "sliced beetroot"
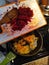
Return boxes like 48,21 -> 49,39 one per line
11,7 -> 34,31
18,7 -> 33,17
17,20 -> 27,30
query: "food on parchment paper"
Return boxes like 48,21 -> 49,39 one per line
13,34 -> 38,55
0,3 -> 39,33
0,6 -> 33,31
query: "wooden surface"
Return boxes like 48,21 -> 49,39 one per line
23,56 -> 49,65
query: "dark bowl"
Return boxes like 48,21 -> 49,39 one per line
10,30 -> 43,56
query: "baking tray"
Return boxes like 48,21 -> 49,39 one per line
0,0 -> 47,44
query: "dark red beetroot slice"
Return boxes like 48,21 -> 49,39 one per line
11,18 -> 17,25
17,15 -> 31,24
16,20 -> 27,30
12,19 -> 27,31
12,24 -> 18,31
17,15 -> 30,20
18,7 -> 33,17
